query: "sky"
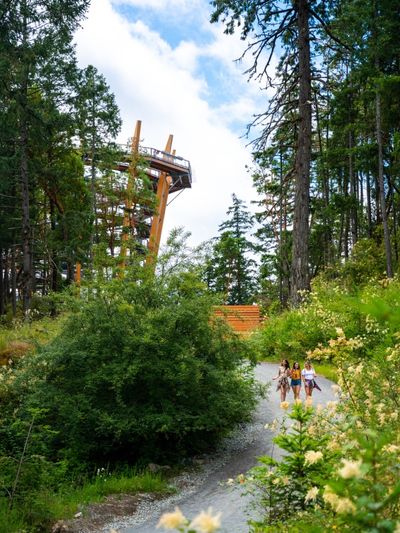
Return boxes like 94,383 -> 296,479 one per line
75,0 -> 271,246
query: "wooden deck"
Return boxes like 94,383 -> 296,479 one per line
214,305 -> 262,334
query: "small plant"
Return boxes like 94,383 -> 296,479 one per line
243,402 -> 333,529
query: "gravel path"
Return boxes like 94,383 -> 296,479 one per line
104,362 -> 335,533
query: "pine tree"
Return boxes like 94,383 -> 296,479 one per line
206,195 -> 256,304
0,0 -> 90,313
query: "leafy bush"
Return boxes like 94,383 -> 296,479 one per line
243,273 -> 400,531
253,272 -> 400,363
245,402 -> 333,529
0,272 -> 257,471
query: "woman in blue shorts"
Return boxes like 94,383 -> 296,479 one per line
290,361 -> 302,400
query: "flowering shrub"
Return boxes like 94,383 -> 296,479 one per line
253,272 -> 400,363
249,274 -> 400,531
242,402 -> 334,528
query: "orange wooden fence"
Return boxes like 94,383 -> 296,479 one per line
214,305 -> 262,334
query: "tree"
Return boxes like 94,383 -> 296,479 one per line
0,0 -> 90,313
211,0 -> 350,304
206,195 -> 256,304
74,65 -> 122,249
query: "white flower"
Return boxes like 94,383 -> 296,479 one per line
335,497 -> 356,514
331,384 -> 341,395
305,486 -> 319,502
189,507 -> 222,533
326,401 -> 338,411
338,459 -> 362,479
157,507 -> 187,530
323,486 -> 339,507
335,327 -> 345,337
304,450 -> 323,465
383,444 -> 400,454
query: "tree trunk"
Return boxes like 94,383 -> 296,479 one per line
366,170 -> 372,236
0,248 -> 4,315
376,83 -> 393,277
349,129 -> 358,246
290,0 -> 312,305
50,199 -> 58,292
19,8 -> 32,315
20,108 -> 32,314
11,245 -> 17,317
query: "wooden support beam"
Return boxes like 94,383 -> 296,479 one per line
75,261 -> 81,285
119,120 -> 142,270
146,135 -> 173,267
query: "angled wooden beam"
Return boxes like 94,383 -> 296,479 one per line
146,135 -> 173,267
119,120 -> 142,270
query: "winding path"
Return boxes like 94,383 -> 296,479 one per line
110,363 -> 335,533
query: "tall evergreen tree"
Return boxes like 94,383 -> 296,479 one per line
205,195 -> 256,304
74,65 -> 122,248
211,0 -> 346,304
0,0 -> 90,313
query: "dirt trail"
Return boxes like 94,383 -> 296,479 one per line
102,363 -> 335,533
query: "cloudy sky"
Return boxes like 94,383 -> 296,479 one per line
75,0 -> 270,246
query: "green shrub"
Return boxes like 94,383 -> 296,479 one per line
253,273 -> 400,363
245,272 -> 400,532
1,272 -> 257,470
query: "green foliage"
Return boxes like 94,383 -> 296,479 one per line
252,265 -> 400,363
205,194 -> 257,304
245,268 -> 400,531
0,469 -> 169,532
244,403 -> 333,529
0,272 -> 257,472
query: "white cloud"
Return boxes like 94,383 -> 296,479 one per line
75,0 -> 262,245
112,0 -> 202,12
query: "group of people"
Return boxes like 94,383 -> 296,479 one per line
273,359 -> 321,401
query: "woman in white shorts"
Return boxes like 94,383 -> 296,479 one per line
301,361 -> 317,398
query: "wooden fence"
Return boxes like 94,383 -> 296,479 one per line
214,305 -> 262,334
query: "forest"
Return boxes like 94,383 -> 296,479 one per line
0,0 -> 399,531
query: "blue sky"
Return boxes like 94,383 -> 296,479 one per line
75,0 -> 273,245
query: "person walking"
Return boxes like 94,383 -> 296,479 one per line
273,359 -> 291,402
301,361 -> 320,399
290,361 -> 302,400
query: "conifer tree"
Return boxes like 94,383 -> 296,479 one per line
206,195 -> 256,304
0,0 -> 90,312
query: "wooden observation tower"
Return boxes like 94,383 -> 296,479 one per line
118,120 -> 192,269
76,120 -> 192,282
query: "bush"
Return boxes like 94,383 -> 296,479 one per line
243,272 -> 400,531
253,272 -> 400,363
0,272 -> 257,470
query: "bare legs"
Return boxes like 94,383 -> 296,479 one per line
292,384 -> 301,400
280,387 -> 288,402
304,383 -> 313,399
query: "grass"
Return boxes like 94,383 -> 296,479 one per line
0,314 -> 67,365
0,469 -> 172,532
